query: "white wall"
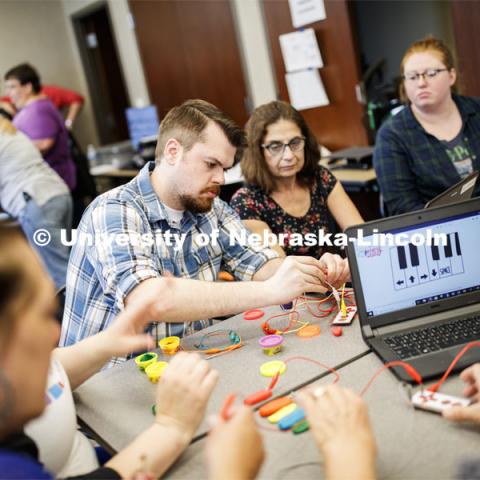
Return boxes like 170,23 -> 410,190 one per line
231,0 -> 277,109
0,0 -> 98,147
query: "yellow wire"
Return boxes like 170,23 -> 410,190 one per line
340,283 -> 347,319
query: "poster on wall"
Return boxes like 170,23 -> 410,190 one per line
285,69 -> 329,111
288,0 -> 326,28
279,28 -> 323,73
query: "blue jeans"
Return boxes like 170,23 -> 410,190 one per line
19,194 -> 73,289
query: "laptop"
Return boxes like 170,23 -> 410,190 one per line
346,197 -> 480,382
425,171 -> 478,208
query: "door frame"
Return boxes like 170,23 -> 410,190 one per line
71,1 -> 129,144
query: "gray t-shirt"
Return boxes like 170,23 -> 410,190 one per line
444,130 -> 474,179
0,130 -> 69,217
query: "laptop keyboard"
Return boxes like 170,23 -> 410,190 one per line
384,316 -> 480,360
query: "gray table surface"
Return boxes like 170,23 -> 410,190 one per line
164,353 -> 480,480
75,298 -> 370,452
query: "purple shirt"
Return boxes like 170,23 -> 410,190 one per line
13,98 -> 76,190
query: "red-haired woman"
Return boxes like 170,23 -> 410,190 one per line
374,37 -> 480,216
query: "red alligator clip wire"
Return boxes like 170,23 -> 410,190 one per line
244,389 -> 273,406
220,393 -> 237,420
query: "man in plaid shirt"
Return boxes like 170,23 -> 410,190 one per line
60,100 -> 348,366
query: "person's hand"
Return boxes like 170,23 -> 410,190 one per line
297,385 -> 376,464
443,402 -> 480,424
318,253 -> 350,289
206,406 -> 264,480
443,363 -> 480,424
155,353 -> 219,440
265,256 -> 327,303
458,363 -> 480,401
102,300 -> 158,357
104,354 -> 218,479
107,272 -> 178,357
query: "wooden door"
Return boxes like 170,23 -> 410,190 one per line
129,0 -> 249,126
262,0 -> 369,150
451,1 -> 480,97
73,5 -> 130,144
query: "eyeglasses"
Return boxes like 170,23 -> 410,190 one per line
261,136 -> 305,157
403,68 -> 449,83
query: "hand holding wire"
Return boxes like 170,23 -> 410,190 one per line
458,363 -> 480,400
318,253 -> 350,289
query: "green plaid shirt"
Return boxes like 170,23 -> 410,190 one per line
373,95 -> 480,215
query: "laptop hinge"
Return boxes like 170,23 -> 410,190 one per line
362,324 -> 374,339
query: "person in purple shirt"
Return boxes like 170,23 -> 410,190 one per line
4,63 -> 76,190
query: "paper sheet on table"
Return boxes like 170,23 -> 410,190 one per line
288,0 -> 326,28
285,69 -> 329,111
279,28 -> 323,73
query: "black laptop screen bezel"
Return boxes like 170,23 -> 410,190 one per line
346,197 -> 480,330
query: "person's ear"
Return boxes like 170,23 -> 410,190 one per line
163,138 -> 183,165
25,82 -> 34,96
448,68 -> 457,87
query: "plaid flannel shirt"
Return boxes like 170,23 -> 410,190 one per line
60,162 -> 278,366
373,95 -> 480,216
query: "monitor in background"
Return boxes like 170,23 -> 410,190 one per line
125,105 -> 159,150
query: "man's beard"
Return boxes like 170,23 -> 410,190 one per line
179,185 -> 221,214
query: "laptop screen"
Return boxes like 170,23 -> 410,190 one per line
352,210 -> 480,318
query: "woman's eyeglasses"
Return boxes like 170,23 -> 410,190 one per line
403,68 -> 448,83
261,136 -> 305,157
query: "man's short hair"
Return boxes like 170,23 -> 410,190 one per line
155,99 -> 246,163
4,63 -> 42,94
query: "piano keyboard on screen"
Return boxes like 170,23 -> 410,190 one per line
390,232 -> 464,290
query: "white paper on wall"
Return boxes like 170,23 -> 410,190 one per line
285,69 -> 329,111
288,0 -> 326,28
279,28 -> 323,73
